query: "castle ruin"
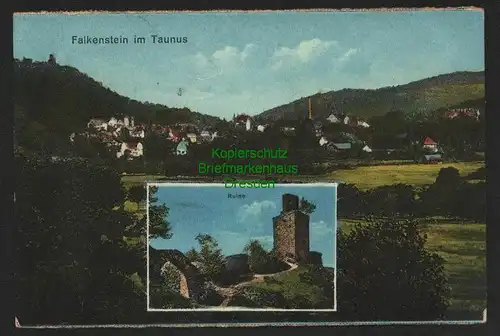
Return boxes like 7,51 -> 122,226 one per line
273,194 -> 310,263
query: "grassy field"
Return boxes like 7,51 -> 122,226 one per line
340,218 -> 486,320
327,161 -> 484,190
121,161 -> 485,191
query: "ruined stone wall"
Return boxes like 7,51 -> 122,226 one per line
161,261 -> 190,298
154,249 -> 206,300
273,210 -> 310,262
273,212 -> 296,260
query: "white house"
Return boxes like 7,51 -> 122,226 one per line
131,129 -> 145,139
200,130 -> 212,142
113,126 -> 123,137
87,119 -> 108,131
124,116 -> 130,127
319,136 -> 329,146
186,133 -> 197,143
176,139 -> 189,155
423,137 -> 439,152
358,121 -> 370,128
108,117 -> 118,127
362,145 -> 372,152
116,142 -> 143,159
326,114 -> 340,123
257,125 -> 266,132
245,118 -> 252,131
343,116 -> 350,125
211,131 -> 219,141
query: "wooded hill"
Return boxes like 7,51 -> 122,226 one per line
256,71 -> 485,122
13,57 -> 222,136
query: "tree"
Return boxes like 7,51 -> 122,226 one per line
419,167 -> 465,217
299,197 -> 317,215
337,184 -> 364,217
15,155 -> 146,324
148,186 -> 173,240
192,234 -> 225,282
127,185 -> 146,210
244,240 -> 270,274
336,217 -> 450,320
185,248 -> 201,263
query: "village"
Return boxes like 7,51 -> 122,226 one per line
75,96 -> 481,165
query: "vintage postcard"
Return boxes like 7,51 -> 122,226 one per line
13,8 -> 485,327
147,183 -> 337,311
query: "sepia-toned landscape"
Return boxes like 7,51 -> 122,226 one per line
14,9 -> 485,325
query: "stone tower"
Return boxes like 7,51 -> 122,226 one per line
273,194 -> 310,263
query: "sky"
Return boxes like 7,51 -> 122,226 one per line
149,184 -> 337,267
14,10 -> 484,119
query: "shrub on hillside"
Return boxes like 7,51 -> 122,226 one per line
336,217 -> 450,320
149,283 -> 194,309
452,181 -> 486,221
465,167 -> 486,180
337,184 -> 365,217
363,184 -> 417,216
240,286 -> 289,308
419,167 -> 466,217
244,241 -> 287,274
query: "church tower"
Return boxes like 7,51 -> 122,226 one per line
272,194 -> 310,263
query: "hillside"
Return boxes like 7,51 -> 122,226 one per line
256,71 -> 484,121
14,57 -> 221,136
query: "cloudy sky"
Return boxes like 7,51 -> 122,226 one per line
149,184 -> 337,267
14,10 -> 483,119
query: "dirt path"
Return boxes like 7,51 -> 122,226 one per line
216,260 -> 298,306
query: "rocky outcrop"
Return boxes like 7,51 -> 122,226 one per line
149,247 -> 223,305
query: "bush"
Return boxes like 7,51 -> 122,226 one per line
363,184 -> 417,216
419,167 -> 466,217
240,286 -> 289,308
465,167 -> 486,180
196,283 -> 224,306
149,283 -> 194,309
337,184 -> 364,217
308,251 -> 323,266
226,293 -> 260,308
336,217 -> 450,320
453,181 -> 486,221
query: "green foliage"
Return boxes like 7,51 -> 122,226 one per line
15,155 -> 146,324
244,240 -> 270,274
149,283 -> 194,309
191,234 -> 225,282
363,184 -> 417,216
127,185 -> 146,205
239,287 -> 289,308
299,197 -> 317,214
13,59 -> 221,156
337,217 -> 450,320
258,71 -> 484,120
308,251 -> 323,266
185,248 -> 201,263
148,186 -> 173,240
244,240 -> 287,274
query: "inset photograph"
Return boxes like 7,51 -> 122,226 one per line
147,183 -> 337,311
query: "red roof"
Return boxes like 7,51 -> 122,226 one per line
235,114 -> 251,122
126,142 -> 139,149
423,137 -> 437,145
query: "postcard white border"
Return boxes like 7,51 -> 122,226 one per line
146,182 -> 338,312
